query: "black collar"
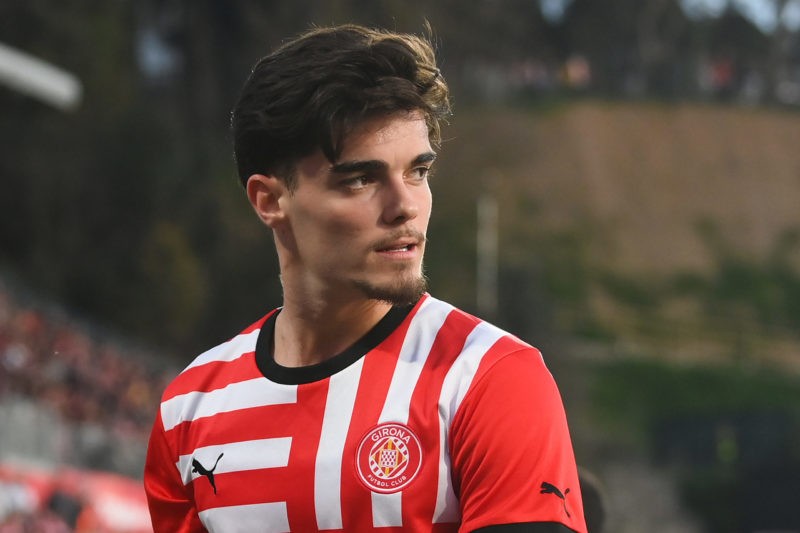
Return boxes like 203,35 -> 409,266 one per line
255,303 -> 415,385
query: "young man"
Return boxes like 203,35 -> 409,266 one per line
144,24 -> 587,533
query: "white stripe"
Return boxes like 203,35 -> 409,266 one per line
372,297 -> 453,528
439,320 -> 506,423
371,492 -> 403,528
176,437 -> 292,486
185,329 -> 260,370
161,378 -> 297,431
199,502 -> 289,533
314,358 -> 365,530
378,297 -> 453,423
432,320 -> 507,523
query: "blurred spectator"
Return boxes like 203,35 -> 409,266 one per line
562,54 -> 592,90
0,275 -> 173,442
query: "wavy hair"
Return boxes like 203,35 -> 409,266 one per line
231,24 -> 451,189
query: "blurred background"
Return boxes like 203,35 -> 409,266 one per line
2,1 -> 800,531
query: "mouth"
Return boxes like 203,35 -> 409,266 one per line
376,243 -> 420,258
377,242 -> 417,253
374,233 -> 426,256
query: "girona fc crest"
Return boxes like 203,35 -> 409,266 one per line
356,422 -> 422,494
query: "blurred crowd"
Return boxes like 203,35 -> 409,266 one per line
0,498 -> 75,533
462,51 -> 800,107
0,276 -> 167,529
0,277 -> 172,442
0,462 -> 152,532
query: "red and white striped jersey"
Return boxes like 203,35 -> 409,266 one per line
144,295 -> 587,533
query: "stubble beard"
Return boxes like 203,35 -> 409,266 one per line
352,268 -> 428,307
354,229 -> 429,306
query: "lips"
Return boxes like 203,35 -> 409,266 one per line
373,231 -> 426,254
377,241 -> 417,253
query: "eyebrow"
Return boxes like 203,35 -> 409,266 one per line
330,151 -> 437,174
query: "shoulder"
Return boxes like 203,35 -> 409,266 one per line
417,295 -> 549,414
160,311 -> 276,403
420,295 -> 542,369
413,295 -> 534,355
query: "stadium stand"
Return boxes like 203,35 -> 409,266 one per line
0,273 -> 175,531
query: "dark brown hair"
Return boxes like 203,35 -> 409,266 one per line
231,24 -> 451,189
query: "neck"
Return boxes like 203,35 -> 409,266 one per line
273,291 -> 392,367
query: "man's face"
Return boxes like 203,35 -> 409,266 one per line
275,111 -> 435,306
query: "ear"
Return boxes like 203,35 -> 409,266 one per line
246,173 -> 287,228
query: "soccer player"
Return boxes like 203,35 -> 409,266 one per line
144,24 -> 587,533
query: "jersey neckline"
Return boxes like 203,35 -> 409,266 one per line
254,301 -> 417,385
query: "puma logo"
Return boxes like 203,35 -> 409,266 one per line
192,453 -> 224,495
540,481 -> 571,518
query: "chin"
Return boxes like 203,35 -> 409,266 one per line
353,274 -> 428,307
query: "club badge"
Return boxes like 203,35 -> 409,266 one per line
355,422 -> 422,494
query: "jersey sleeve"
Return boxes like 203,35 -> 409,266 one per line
449,345 -> 587,533
144,412 -> 206,533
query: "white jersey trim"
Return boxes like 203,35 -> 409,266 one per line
372,296 -> 454,528
176,437 -> 292,486
371,492 -> 403,529
198,502 -> 289,533
185,329 -> 260,371
433,320 -> 507,523
378,296 -> 453,423
440,320 -> 507,418
161,378 -> 297,431
314,358 -> 365,530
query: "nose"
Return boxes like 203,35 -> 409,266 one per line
381,176 -> 420,226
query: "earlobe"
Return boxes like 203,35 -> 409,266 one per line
246,174 -> 286,228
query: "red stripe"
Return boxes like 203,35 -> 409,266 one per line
471,336 -> 539,387
162,351 -> 263,401
165,401 -> 300,457
192,467 -> 297,512
285,380 -> 329,531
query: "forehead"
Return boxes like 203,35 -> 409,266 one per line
293,111 -> 432,180
338,111 -> 431,158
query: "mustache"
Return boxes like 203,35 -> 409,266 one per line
371,229 -> 427,250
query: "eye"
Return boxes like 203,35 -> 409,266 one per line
340,175 -> 375,191
408,166 -> 433,182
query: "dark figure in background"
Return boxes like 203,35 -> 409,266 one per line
579,470 -> 607,532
